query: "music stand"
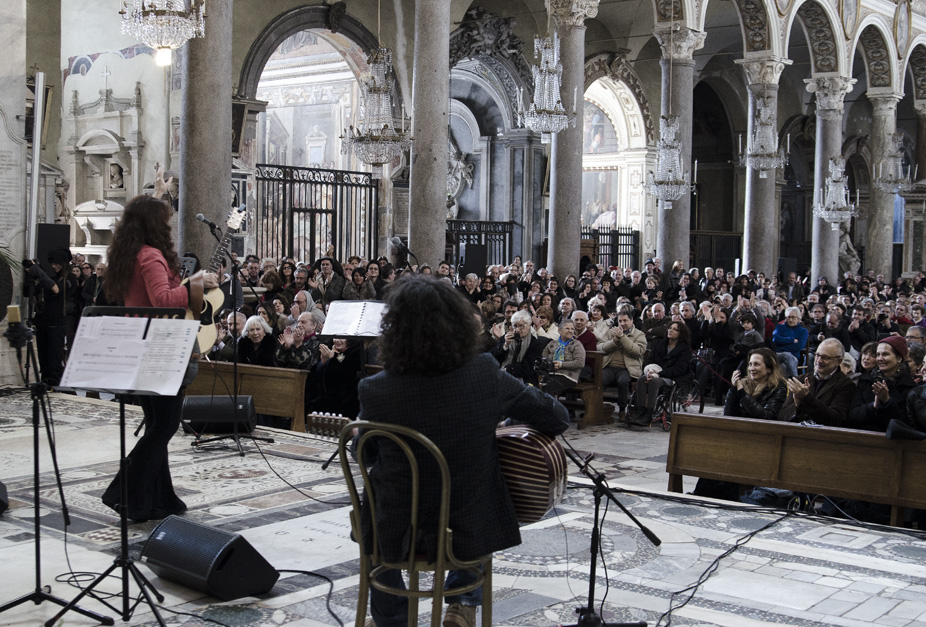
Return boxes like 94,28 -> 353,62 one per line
49,307 -> 193,627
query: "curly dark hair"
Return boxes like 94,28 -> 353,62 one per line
668,320 -> 691,345
104,194 -> 178,303
378,274 -> 480,375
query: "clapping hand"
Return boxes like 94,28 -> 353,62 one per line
278,327 -> 295,349
872,379 -> 890,406
786,377 -> 810,404
319,343 -> 334,364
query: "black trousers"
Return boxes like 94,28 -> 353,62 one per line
35,324 -> 67,386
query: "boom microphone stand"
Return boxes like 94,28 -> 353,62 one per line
561,443 -> 661,627
0,314 -> 112,625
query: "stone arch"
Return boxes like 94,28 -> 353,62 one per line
584,53 -> 655,145
791,0 -> 843,75
904,42 -> 926,100
237,5 -> 378,100
726,0 -> 773,54
853,23 -> 896,90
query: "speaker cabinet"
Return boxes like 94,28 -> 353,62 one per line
141,516 -> 279,601
459,242 -> 487,279
181,395 -> 256,434
36,224 -> 71,276
0,481 -> 7,516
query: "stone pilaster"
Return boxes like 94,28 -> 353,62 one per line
408,0 -> 451,267
868,93 -> 902,278
653,26 -> 705,269
737,56 -> 791,274
805,76 -> 855,284
913,100 -> 926,184
180,0 -> 233,261
546,0 -> 599,279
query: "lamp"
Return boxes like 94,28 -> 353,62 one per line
873,133 -> 915,194
740,96 -> 788,178
120,0 -> 206,67
813,156 -> 858,230
340,0 -> 412,179
517,31 -> 575,144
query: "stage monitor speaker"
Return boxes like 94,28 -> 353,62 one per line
181,395 -> 256,434
0,481 -> 7,516
459,243 -> 487,279
36,224 -> 71,276
141,515 -> 279,601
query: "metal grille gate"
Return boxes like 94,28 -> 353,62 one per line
254,164 -> 378,263
581,226 -> 640,269
447,220 -> 515,267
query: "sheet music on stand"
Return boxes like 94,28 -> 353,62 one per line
320,300 -> 387,338
60,316 -> 200,396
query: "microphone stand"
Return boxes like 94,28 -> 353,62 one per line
560,442 -> 661,627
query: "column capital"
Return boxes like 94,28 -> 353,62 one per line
654,26 -> 705,61
735,56 -> 792,87
868,92 -> 902,115
914,100 -> 926,116
805,75 -> 855,112
547,0 -> 600,28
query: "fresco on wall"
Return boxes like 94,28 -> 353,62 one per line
582,170 -> 619,228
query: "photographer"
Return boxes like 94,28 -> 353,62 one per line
491,309 -> 550,386
25,250 -> 77,387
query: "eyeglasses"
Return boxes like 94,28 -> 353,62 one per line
814,353 -> 840,362
513,322 -> 529,329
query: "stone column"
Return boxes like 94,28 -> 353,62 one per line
653,26 -> 704,269
408,0 -> 450,267
805,76 -> 854,283
546,0 -> 598,279
180,0 -> 233,262
914,101 -> 926,185
737,56 -> 790,274
868,93 -> 902,277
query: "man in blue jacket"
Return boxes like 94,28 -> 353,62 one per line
772,306 -> 808,378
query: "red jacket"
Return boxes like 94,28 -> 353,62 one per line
124,246 -> 188,309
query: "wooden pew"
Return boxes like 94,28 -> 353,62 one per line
666,413 -> 926,526
562,351 -> 613,429
186,362 -> 308,432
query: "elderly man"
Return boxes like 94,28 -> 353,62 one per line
491,309 -> 549,386
772,306 -> 809,378
571,310 -> 598,380
457,273 -> 481,304
779,338 -> 856,426
209,311 -> 247,361
642,302 -> 670,343
309,256 -> 345,306
595,307 -> 647,420
274,311 -> 321,370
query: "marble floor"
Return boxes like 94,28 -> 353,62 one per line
1,389 -> 925,626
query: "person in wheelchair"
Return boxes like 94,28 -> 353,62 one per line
628,320 -> 693,427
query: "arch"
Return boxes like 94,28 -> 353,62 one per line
904,42 -> 926,100
726,0 -> 774,54
584,53 -> 655,145
852,22 -> 896,90
238,5 -> 378,100
789,0 -> 844,75
75,129 -> 125,154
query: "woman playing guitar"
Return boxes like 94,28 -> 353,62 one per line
100,167 -> 218,522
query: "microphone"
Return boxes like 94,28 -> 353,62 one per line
390,236 -> 408,253
195,213 -> 219,231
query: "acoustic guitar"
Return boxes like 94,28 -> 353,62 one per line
308,413 -> 568,524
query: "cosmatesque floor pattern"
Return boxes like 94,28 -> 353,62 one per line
0,389 -> 925,626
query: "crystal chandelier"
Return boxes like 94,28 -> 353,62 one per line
341,0 -> 411,179
518,31 -> 575,144
120,0 -> 205,67
873,133 -> 915,194
643,115 -> 692,210
814,156 -> 858,230
742,96 -> 788,178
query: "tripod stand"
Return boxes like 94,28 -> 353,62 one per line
561,445 -> 662,627
0,322 -> 112,625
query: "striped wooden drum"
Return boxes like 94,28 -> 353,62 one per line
496,425 -> 568,524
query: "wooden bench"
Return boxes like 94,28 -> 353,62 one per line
562,351 -> 613,429
666,413 -> 926,526
186,361 -> 308,432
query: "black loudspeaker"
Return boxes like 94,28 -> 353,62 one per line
0,481 -> 8,516
460,243 -> 488,279
777,257 -> 797,280
181,395 -> 256,434
36,223 -> 71,275
141,516 -> 279,601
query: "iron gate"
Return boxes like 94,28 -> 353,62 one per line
254,164 -> 378,263
446,220 -> 515,267
581,226 -> 640,269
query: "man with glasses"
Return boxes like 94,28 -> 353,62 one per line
491,309 -> 549,386
905,326 -> 926,349
780,338 -> 856,426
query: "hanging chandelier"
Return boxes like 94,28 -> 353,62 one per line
518,31 -> 575,144
741,96 -> 788,178
120,0 -> 205,67
643,115 -> 692,210
814,156 -> 858,230
341,1 -> 411,179
873,133 -> 915,194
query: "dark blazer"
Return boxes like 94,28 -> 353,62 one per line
778,369 -> 857,426
356,353 -> 569,563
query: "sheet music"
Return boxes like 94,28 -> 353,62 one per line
137,318 -> 200,395
320,300 -> 387,337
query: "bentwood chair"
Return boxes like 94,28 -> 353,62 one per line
338,420 -> 492,627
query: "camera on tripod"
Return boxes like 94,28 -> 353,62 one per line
534,357 -> 557,375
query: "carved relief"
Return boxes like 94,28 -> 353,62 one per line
547,0 -> 600,27
805,76 -> 855,113
738,57 -> 791,86
653,27 -> 706,61
730,0 -> 770,52
858,27 -> 892,89
796,2 -> 839,74
655,0 -> 684,22
869,94 -> 900,115
896,0 -> 912,59
910,46 -> 926,100
584,53 -> 656,144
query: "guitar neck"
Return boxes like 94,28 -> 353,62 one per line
207,230 -> 235,275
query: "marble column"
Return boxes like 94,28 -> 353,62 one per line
653,26 -> 704,269
180,0 -> 233,262
546,0 -> 598,279
914,101 -> 926,184
868,93 -> 902,277
805,76 -> 854,283
737,56 -> 790,274
408,0 -> 450,267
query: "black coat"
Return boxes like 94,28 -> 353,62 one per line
356,353 -> 569,563
491,334 -> 550,386
778,369 -> 857,427
724,381 -> 787,420
646,339 -> 693,383
847,369 -> 918,432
